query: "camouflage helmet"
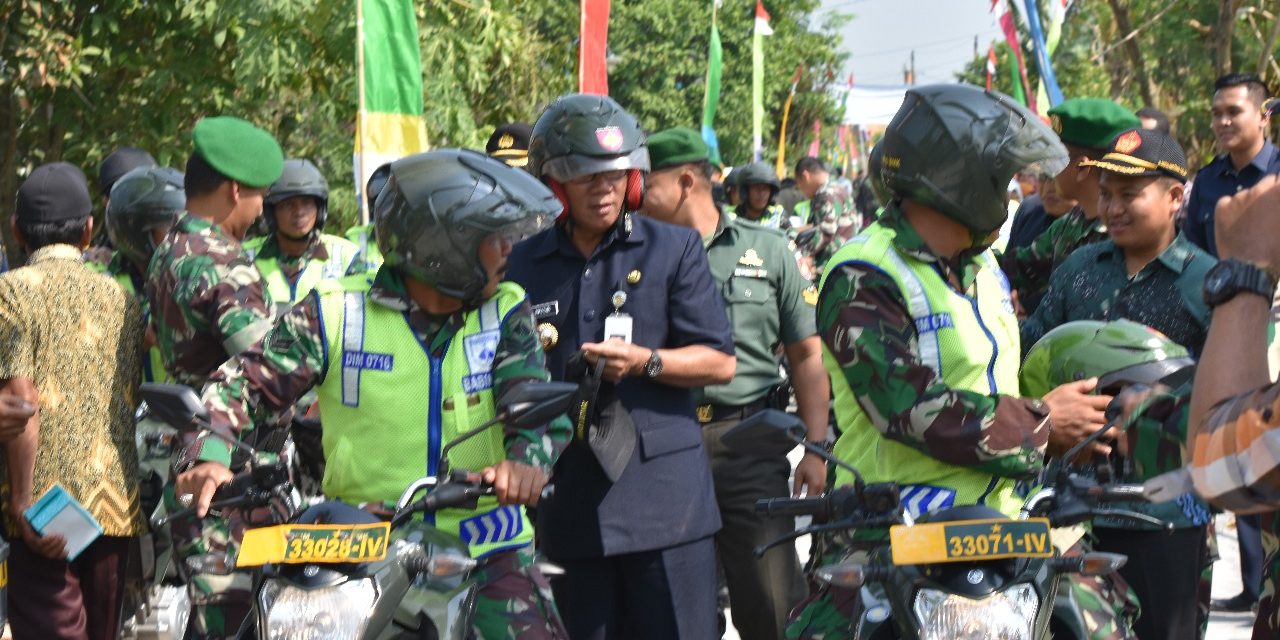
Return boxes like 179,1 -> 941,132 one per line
877,83 -> 1068,235
375,149 -> 561,306
264,159 -> 329,234
106,166 -> 185,268
1020,320 -> 1194,398
528,93 -> 650,182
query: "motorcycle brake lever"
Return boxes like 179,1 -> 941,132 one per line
1092,508 -> 1174,532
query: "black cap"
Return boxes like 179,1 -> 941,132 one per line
17,162 -> 93,223
485,123 -> 533,168
1080,128 -> 1188,181
98,147 -> 156,196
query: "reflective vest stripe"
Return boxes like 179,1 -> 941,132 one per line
341,292 -> 365,407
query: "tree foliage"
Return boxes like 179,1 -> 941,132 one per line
957,0 -> 1280,166
0,0 -> 847,262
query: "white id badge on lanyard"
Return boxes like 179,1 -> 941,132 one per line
604,313 -> 633,343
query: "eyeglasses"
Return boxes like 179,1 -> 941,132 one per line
568,170 -> 628,186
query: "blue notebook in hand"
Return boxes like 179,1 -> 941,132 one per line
24,484 -> 103,561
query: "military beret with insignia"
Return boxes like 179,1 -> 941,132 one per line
1046,99 -> 1141,150
192,116 -> 285,188
1080,127 -> 1188,181
647,127 -> 711,170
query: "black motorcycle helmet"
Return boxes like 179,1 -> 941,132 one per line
105,166 -> 186,269
375,149 -> 561,306
264,159 -> 329,236
735,161 -> 781,208
528,93 -> 649,216
365,162 -> 392,221
876,84 -> 1068,237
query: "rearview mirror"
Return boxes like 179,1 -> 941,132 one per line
720,409 -> 804,456
140,383 -> 209,432
499,381 -> 580,429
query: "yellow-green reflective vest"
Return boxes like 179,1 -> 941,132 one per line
344,224 -> 383,271
245,234 -> 361,313
819,221 -> 1024,518
90,260 -> 169,384
315,277 -> 534,558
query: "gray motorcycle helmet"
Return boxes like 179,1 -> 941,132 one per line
735,161 -> 781,203
106,166 -> 186,268
264,159 -> 329,234
375,149 -> 561,306
877,84 -> 1068,235
527,93 -> 650,183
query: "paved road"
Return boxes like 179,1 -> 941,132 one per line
722,449 -> 1256,639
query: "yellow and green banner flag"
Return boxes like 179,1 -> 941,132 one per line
355,0 -> 429,222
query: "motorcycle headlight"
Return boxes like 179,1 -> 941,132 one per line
912,583 -> 1039,640
259,577 -> 377,640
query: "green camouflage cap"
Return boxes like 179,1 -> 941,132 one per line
647,127 -> 710,170
191,116 -> 284,188
1047,99 -> 1141,150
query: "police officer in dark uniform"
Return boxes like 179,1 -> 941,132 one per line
507,94 -> 736,639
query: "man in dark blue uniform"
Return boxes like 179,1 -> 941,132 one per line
508,94 -> 736,639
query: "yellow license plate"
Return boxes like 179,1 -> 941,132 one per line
889,518 -> 1053,565
236,522 -> 391,567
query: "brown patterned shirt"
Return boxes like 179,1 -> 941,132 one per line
0,244 -> 144,536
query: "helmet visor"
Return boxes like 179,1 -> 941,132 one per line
542,147 -> 650,183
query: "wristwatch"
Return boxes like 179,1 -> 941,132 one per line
644,349 -> 664,378
1202,259 -> 1277,308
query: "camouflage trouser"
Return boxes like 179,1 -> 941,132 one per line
162,483 -> 256,638
1255,520 -> 1280,640
471,544 -> 568,640
786,535 -> 1138,640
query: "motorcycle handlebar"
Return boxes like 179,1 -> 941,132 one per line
755,497 -> 829,519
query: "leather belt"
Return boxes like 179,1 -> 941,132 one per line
697,397 -> 770,424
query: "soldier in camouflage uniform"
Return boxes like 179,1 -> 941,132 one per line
184,149 -> 571,638
1001,99 -> 1141,306
145,116 -> 282,638
243,159 -> 364,318
734,161 -> 789,231
794,84 -> 1124,638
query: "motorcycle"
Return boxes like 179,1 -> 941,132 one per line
121,410 -> 192,640
722,409 -> 1168,640
139,379 -> 577,639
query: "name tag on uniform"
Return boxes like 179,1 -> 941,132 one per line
342,351 -> 395,372
531,301 -> 559,320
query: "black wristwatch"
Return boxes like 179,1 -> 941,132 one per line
644,349 -> 664,378
1202,259 -> 1277,308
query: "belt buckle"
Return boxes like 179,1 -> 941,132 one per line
696,404 -> 713,424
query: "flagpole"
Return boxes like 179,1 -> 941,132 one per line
355,0 -> 368,224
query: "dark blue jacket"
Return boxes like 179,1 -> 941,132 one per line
1182,141 -> 1280,256
508,213 -> 733,559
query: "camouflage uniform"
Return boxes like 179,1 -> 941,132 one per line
145,212 -> 274,638
791,207 -> 1134,639
197,266 -> 572,638
146,213 -> 274,389
1001,207 -> 1107,308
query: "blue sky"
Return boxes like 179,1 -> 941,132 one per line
817,0 -> 1006,86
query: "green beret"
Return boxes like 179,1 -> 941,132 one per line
1047,99 -> 1141,150
192,116 -> 284,188
647,127 -> 710,170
